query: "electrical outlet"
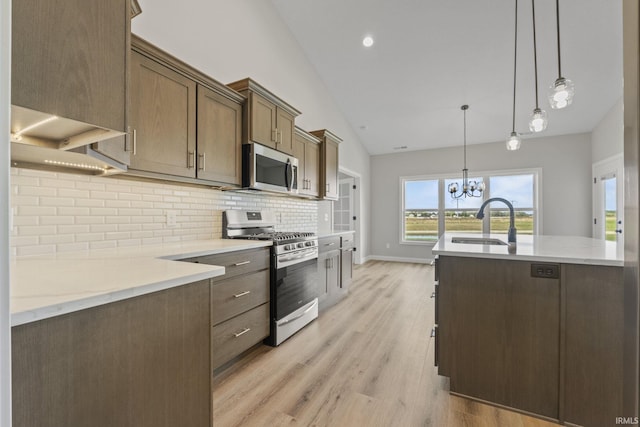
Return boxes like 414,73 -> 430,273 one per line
324,213 -> 329,222
386,243 -> 390,249
166,211 -> 177,227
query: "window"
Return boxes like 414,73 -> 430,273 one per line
403,179 -> 439,242
401,170 -> 539,244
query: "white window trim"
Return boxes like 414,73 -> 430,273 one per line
400,167 -> 542,245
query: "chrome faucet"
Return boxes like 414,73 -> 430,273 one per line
476,197 -> 517,246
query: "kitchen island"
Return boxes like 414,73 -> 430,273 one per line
432,233 -> 623,427
10,239 -> 271,427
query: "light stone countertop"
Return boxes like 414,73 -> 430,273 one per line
10,239 -> 272,326
432,233 -> 623,267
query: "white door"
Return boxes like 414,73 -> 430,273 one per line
593,154 -> 624,251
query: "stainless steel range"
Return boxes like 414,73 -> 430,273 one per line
223,210 -> 318,346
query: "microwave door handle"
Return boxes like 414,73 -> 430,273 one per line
285,158 -> 292,191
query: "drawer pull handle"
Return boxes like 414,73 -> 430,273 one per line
233,261 -> 251,266
234,328 -> 251,338
325,242 -> 335,246
234,291 -> 251,298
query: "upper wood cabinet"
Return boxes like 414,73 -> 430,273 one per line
310,130 -> 341,201
197,86 -> 243,184
293,127 -> 320,198
12,0 -> 131,165
128,36 -> 245,185
227,78 -> 301,156
12,0 -> 129,132
130,50 -> 197,178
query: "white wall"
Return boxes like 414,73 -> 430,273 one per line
1,0 -> 10,425
132,0 -> 371,257
592,97 -> 624,163
370,133 -> 593,261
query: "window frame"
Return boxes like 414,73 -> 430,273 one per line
400,168 -> 542,245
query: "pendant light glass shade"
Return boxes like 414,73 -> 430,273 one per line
548,0 -> 574,110
529,108 -> 548,132
506,132 -> 522,151
548,77 -> 574,109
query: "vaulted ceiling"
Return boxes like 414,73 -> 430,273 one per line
271,0 -> 623,154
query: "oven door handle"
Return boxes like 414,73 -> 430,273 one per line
278,249 -> 317,266
277,299 -> 318,326
285,158 -> 293,192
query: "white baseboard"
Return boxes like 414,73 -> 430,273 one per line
366,255 -> 434,264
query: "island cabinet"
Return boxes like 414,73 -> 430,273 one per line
180,247 -> 271,369
12,0 -> 131,165
438,256 -> 560,419
437,255 -> 625,426
128,36 -> 244,185
227,78 -> 301,156
293,127 -> 321,197
310,130 -> 341,201
563,264 -> 624,427
12,280 -> 212,427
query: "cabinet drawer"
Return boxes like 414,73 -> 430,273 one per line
211,269 -> 269,325
318,236 -> 340,254
340,234 -> 355,250
212,303 -> 270,369
183,247 -> 270,279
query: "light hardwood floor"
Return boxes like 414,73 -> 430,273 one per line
212,261 -> 560,427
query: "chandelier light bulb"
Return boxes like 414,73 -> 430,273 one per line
506,132 -> 522,151
529,108 -> 548,133
548,77 -> 574,109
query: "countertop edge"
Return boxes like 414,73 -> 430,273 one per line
431,249 -> 624,267
11,266 -> 225,327
11,239 -> 272,326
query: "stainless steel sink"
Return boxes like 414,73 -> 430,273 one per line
451,237 -> 508,246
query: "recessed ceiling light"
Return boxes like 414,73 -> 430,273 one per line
362,36 -> 374,47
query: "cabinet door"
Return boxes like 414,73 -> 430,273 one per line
438,256 -> 560,419
317,253 -> 329,306
12,280 -> 211,427
304,141 -> 320,197
341,248 -> 353,290
275,108 -> 294,155
197,85 -> 243,184
292,132 -> 306,190
249,93 -> 277,150
130,51 -> 197,178
324,139 -> 339,200
564,264 -> 624,427
12,0 -> 128,133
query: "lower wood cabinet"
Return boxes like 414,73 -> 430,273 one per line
438,256 -> 560,419
563,264 -> 624,427
437,256 -> 625,426
12,280 -> 212,427
182,247 -> 271,369
318,236 -> 344,310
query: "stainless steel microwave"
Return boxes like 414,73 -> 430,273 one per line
242,143 -> 298,195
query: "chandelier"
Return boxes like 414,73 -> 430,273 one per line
548,0 -> 574,109
448,105 -> 484,199
506,0 -> 522,151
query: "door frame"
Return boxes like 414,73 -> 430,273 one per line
338,166 -> 362,264
592,154 -> 624,250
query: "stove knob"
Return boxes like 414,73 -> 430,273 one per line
305,241 -> 314,247
297,242 -> 305,248
284,244 -> 292,251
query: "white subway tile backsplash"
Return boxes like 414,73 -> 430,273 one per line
10,167 -> 318,254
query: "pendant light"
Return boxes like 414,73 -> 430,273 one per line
529,0 -> 548,133
448,105 -> 484,199
507,0 -> 522,151
548,0 -> 574,109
